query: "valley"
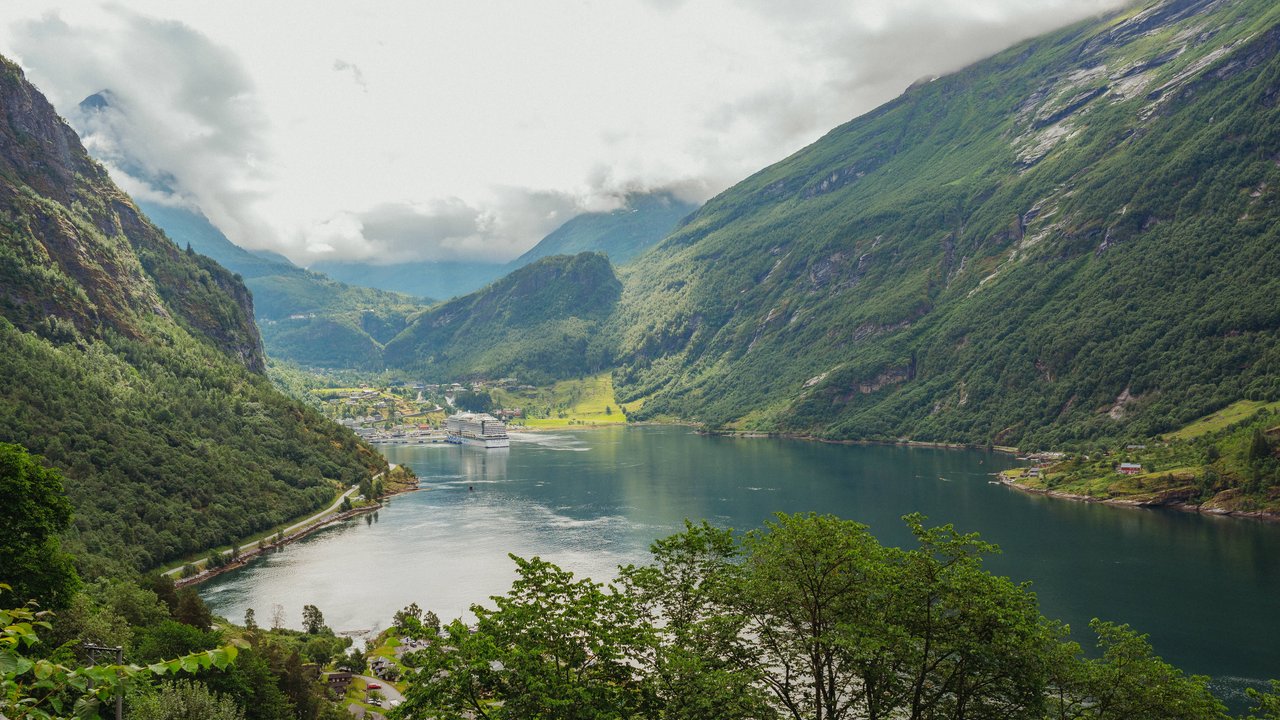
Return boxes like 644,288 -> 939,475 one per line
3,0 -> 1280,717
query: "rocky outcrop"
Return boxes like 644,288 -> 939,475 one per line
0,56 -> 264,371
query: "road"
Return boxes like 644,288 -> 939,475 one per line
163,467 -> 390,577
356,675 -> 405,705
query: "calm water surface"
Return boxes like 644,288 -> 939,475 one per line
201,426 -> 1280,704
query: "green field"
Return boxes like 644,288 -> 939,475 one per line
1164,400 -> 1280,441
493,373 -> 628,428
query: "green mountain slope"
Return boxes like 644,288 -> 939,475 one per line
510,192 -> 698,267
383,252 -> 622,384
609,0 -> 1280,448
137,201 -> 300,280
138,204 -> 425,369
0,57 -> 386,577
312,257 -> 507,302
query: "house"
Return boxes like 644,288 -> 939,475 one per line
1117,463 -> 1143,475
325,671 -> 352,697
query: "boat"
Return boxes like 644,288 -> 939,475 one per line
445,412 -> 510,448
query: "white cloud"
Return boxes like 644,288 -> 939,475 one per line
0,0 -> 1126,264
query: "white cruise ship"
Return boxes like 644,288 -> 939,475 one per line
445,412 -> 510,448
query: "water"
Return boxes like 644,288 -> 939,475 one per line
201,425 -> 1280,707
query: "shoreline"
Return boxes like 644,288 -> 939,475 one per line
702,427 -> 1020,455
995,476 -> 1280,524
174,482 -> 419,589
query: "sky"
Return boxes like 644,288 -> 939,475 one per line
0,1 -> 1126,265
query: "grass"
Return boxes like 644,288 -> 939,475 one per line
1164,400 -> 1280,441
495,372 -> 629,428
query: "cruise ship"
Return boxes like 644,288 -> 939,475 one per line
444,412 -> 510,448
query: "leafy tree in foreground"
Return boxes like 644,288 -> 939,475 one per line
396,513 -> 1245,720
1045,620 -> 1225,720
1247,681 -> 1280,720
398,555 -> 655,720
0,443 -> 79,610
0,587 -> 238,720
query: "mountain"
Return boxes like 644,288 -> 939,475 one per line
311,257 -> 506,302
510,192 -> 698,267
605,0 -> 1280,447
0,56 -> 386,576
382,252 -> 621,384
74,93 -> 428,370
313,192 -> 698,300
135,200 -> 300,280
138,202 -> 427,369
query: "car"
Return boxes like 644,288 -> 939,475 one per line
367,698 -> 382,707
366,682 -> 381,690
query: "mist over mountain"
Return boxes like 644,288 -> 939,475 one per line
313,191 -> 697,300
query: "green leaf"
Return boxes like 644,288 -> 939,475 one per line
0,648 -> 19,674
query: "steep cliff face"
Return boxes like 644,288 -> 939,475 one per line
0,56 -> 383,575
0,58 -> 264,371
608,0 -> 1280,445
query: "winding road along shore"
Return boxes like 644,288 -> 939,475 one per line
166,467 -> 393,586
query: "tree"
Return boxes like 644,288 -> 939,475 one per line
301,605 -> 327,635
398,555 -> 655,720
97,580 -> 169,629
133,620 -> 221,665
1045,620 -> 1227,720
173,589 -> 213,631
335,647 -> 365,674
397,516 -> 1262,720
1247,680 -> 1280,720
1250,429 -> 1272,462
0,443 -> 80,609
243,608 -> 258,632
129,679 -> 244,720
392,602 -> 422,634
0,588 -> 239,720
620,520 -> 773,720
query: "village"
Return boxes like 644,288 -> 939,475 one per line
313,378 -> 530,445
304,370 -> 632,440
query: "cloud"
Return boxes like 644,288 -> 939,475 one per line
298,188 -> 597,264
333,59 -> 367,92
8,8 -> 272,250
3,1 -> 1130,266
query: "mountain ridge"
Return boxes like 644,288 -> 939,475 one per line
0,56 -> 385,576
600,0 -> 1280,448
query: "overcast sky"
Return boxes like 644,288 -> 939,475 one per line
0,1 -> 1125,265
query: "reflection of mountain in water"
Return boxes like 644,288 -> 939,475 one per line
457,446 -> 509,482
